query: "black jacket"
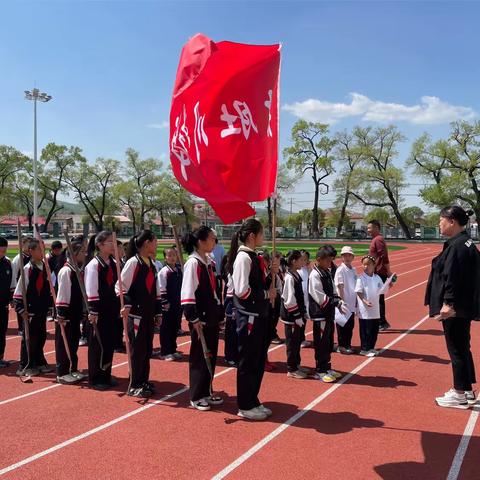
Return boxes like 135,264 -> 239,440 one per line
425,231 -> 480,319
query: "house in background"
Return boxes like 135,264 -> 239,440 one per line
0,216 -> 46,234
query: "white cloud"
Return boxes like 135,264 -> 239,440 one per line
283,93 -> 476,125
146,121 -> 169,129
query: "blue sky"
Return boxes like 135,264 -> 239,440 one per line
2,0 -> 479,212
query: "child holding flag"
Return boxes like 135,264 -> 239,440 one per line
118,230 -> 161,398
181,226 -> 224,411
229,219 -> 276,421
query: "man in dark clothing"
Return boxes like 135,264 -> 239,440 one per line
368,220 -> 392,330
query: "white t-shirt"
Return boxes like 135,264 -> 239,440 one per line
334,263 -> 358,314
355,272 -> 391,319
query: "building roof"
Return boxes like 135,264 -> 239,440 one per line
0,216 -> 45,226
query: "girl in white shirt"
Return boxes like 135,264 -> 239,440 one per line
355,255 -> 393,357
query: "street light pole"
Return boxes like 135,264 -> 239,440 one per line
24,88 -> 52,228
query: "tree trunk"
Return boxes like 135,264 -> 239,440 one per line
181,203 -> 191,231
266,197 -> 273,239
160,208 -> 166,237
312,183 -> 320,238
337,191 -> 350,237
391,204 -> 411,239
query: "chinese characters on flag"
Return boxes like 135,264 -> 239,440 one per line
170,33 -> 281,224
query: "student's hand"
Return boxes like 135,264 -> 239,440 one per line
21,311 -> 29,322
121,306 -> 130,322
363,300 -> 373,308
439,303 -> 455,320
295,318 -> 304,328
163,302 -> 170,312
338,301 -> 349,315
88,313 -> 98,325
155,315 -> 162,327
57,317 -> 67,327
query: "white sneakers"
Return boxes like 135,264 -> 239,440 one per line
435,389 -> 470,409
287,369 -> 308,379
465,391 -> 477,405
237,405 -> 273,421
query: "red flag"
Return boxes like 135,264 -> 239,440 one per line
169,33 -> 281,224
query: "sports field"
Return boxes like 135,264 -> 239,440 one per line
0,242 -> 478,479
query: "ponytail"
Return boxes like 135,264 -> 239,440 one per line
181,226 -> 212,255
126,229 -> 156,259
440,205 -> 475,227
86,230 -> 112,263
226,219 -> 263,274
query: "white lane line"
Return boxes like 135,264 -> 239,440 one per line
386,280 -> 428,301
0,277 -> 429,474
0,335 -> 299,476
446,405 -> 480,480
0,341 -> 192,407
211,314 -> 430,480
6,327 -> 55,342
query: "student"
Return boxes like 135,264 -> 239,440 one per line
355,255 -> 394,357
221,255 -> 237,367
181,226 -> 224,411
84,231 -> 120,390
158,247 -> 183,361
309,246 -> 346,383
269,252 -> 284,345
229,219 -> 276,421
13,238 -> 53,376
0,238 -> 13,367
55,237 -> 87,384
47,241 -> 65,281
334,246 -> 357,354
299,250 -> 312,348
324,245 -> 338,278
118,230 -> 161,398
11,236 -> 32,334
280,250 -> 308,379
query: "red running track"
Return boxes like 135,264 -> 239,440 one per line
0,243 -> 478,479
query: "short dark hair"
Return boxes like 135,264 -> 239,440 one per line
286,249 -> 302,268
323,245 -> 337,258
368,219 -> 381,229
315,246 -> 331,260
51,240 -> 62,250
300,249 -> 310,259
0,238 -> 7,248
440,206 -> 474,227
28,238 -> 40,251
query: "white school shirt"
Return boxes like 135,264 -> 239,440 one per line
355,272 -> 391,320
334,263 -> 358,315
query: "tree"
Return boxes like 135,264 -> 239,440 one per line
38,143 -> 85,229
0,146 -> 29,214
401,206 -> 424,229
409,122 -> 480,220
284,120 -> 336,238
333,131 -> 362,236
324,208 -> 351,229
364,207 -> 393,226
348,125 -> 412,238
65,157 -> 121,232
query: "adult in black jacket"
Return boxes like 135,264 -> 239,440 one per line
425,206 -> 480,409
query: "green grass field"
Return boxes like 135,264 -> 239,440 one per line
5,242 -> 405,260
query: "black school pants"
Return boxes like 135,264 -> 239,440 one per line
236,308 -> 269,411
336,313 -> 355,349
284,321 -> 304,372
379,274 -> 389,328
224,298 -> 238,363
160,308 -> 181,356
359,318 -> 379,351
88,312 -> 115,386
189,323 -> 219,402
55,316 -> 81,377
0,303 -> 8,359
313,318 -> 334,373
20,312 -> 48,369
113,315 -> 124,350
442,317 -> 476,391
128,314 -> 154,389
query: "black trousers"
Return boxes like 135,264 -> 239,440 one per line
20,313 -> 47,369
160,309 -> 181,356
284,322 -> 304,372
17,311 -> 23,333
336,313 -> 355,349
0,303 -> 8,359
268,298 -> 281,342
236,308 -> 269,410
359,318 -> 379,351
113,316 -> 124,350
88,313 -> 115,385
379,273 -> 388,327
224,314 -> 238,363
55,317 -> 81,377
128,314 -> 154,389
442,317 -> 477,391
313,318 -> 334,373
189,323 -> 219,402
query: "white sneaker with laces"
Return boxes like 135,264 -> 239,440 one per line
435,389 -> 469,409
465,391 -> 477,405
190,398 -> 211,411
327,370 -> 342,379
237,408 -> 267,421
257,404 -> 272,417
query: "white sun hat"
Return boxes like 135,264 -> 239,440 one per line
340,246 -> 354,256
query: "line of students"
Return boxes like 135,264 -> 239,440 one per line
0,220 -> 395,420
